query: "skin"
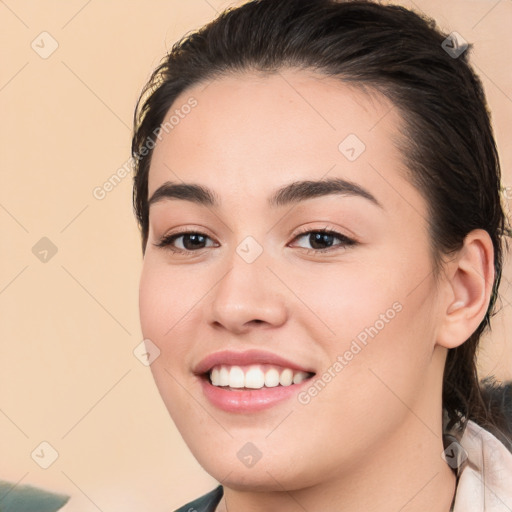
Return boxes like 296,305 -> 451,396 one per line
138,69 -> 494,512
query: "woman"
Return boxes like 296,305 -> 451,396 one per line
131,1 -> 512,510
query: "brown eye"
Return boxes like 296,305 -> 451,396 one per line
155,231 -> 216,254
292,229 -> 356,253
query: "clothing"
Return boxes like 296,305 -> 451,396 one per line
0,481 -> 70,512
174,485 -> 223,512
452,420 -> 512,511
174,420 -> 512,512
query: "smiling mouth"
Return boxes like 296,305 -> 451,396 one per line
204,364 -> 316,390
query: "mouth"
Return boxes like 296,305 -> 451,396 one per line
194,350 -> 316,412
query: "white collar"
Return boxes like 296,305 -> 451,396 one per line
452,420 -> 512,511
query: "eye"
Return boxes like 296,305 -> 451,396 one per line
291,228 -> 356,253
154,230 -> 217,254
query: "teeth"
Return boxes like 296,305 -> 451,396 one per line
208,365 -> 311,389
279,368 -> 293,386
264,368 -> 280,388
229,366 -> 245,388
211,367 -> 220,386
293,371 -> 308,384
245,366 -> 265,389
219,366 -> 230,386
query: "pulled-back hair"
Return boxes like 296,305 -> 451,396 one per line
131,0 -> 510,443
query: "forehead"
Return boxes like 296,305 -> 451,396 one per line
147,69 -> 417,212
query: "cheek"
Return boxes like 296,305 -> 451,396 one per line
138,260 -> 196,414
139,256 -> 199,340
287,257 -> 405,344
331,271 -> 437,417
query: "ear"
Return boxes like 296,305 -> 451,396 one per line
436,229 -> 495,349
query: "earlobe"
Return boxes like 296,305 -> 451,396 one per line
436,229 -> 494,349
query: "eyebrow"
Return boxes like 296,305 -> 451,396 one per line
147,177 -> 382,209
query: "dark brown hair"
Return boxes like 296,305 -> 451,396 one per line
131,0 -> 510,444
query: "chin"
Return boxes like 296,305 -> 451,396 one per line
189,441 -> 322,492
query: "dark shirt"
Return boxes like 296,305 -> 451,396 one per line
0,481 -> 70,511
174,485 -> 223,512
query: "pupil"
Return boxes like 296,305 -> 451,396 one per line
310,232 -> 334,249
184,234 -> 205,249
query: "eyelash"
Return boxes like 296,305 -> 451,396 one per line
154,226 -> 356,256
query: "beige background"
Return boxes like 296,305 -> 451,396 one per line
0,1 -> 511,511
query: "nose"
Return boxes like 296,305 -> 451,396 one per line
207,252 -> 288,335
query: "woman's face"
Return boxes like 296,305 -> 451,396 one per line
139,69 -> 447,490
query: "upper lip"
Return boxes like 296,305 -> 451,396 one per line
193,349 -> 315,375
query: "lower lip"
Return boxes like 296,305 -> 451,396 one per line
199,376 -> 312,413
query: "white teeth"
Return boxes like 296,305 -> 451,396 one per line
208,365 -> 312,389
219,366 -> 230,386
264,368 -> 280,388
211,367 -> 220,386
245,365 -> 265,389
229,366 -> 245,388
279,368 -> 293,386
293,371 -> 308,384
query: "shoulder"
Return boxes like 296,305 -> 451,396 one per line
173,485 -> 224,512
